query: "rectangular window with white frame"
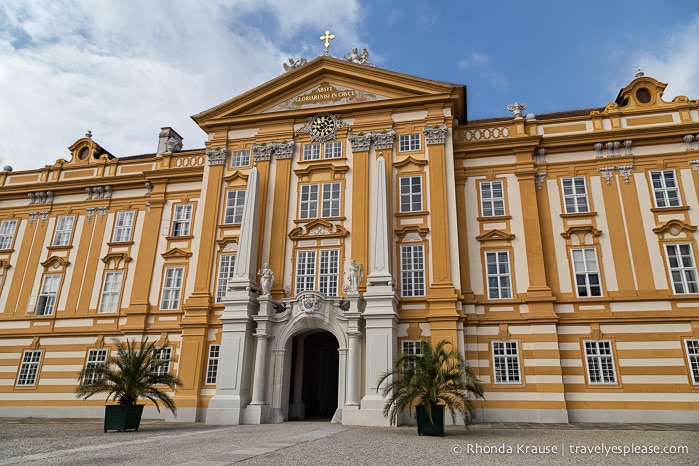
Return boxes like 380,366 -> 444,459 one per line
299,184 -> 319,219
303,143 -> 321,161
324,141 -> 342,159
665,243 -> 699,294
685,339 -> 699,385
52,215 -> 75,246
321,182 -> 341,217
400,244 -> 425,297
36,274 -> 61,315
295,249 -> 340,296
401,340 -> 424,369
215,254 -> 236,303
224,190 -> 246,224
485,251 -> 512,299
480,180 -> 505,217
113,211 -> 135,242
300,182 -> 341,219
399,133 -> 421,152
205,344 -> 221,385
98,271 -> 123,314
82,349 -> 108,385
492,340 -> 521,383
584,340 -> 617,384
171,204 -> 193,237
400,176 -> 423,213
561,177 -> 589,213
16,350 -> 42,386
160,267 -> 184,310
571,248 -> 602,297
0,219 -> 18,250
230,149 -> 251,168
318,249 -> 340,296
650,170 -> 681,208
150,347 -> 172,377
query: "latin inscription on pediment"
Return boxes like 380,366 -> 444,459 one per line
265,82 -> 389,113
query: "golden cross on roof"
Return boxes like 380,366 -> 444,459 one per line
320,29 -> 335,56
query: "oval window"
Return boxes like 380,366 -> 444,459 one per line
636,88 -> 651,104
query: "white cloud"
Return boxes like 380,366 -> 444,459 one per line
632,15 -> 699,102
0,0 -> 362,171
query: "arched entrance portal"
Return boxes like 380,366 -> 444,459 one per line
288,331 -> 339,420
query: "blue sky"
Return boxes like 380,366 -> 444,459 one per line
1,0 -> 698,170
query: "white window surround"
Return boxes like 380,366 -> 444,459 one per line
571,248 -> 602,297
295,249 -> 340,296
492,340 -> 521,384
665,243 -> 699,294
16,350 -> 42,386
113,211 -> 135,243
650,170 -> 681,208
400,176 -> 423,213
98,271 -> 123,314
485,251 -> 512,299
685,339 -> 699,385
36,275 -> 61,316
0,219 -> 18,250
206,344 -> 221,385
160,267 -> 184,310
399,133 -> 421,152
82,349 -> 108,385
150,347 -> 172,376
480,180 -> 505,217
584,340 -> 617,384
230,150 -> 251,167
561,177 -> 589,214
224,191 -> 246,224
171,204 -> 193,237
299,182 -> 341,219
215,254 -> 236,303
400,244 -> 426,297
52,215 -> 75,246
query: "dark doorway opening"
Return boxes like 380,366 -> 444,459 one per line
289,331 -> 339,420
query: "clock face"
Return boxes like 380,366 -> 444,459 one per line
311,114 -> 336,138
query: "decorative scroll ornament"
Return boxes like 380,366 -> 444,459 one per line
205,147 -> 227,165
617,165 -> 634,184
535,172 -> 548,190
283,57 -> 307,72
598,166 -> 616,186
344,47 -> 375,67
423,124 -> 448,145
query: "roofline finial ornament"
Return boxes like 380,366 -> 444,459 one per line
634,68 -> 644,78
320,29 -> 335,56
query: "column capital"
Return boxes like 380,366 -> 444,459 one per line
423,124 -> 448,145
348,133 -> 372,152
205,147 -> 227,165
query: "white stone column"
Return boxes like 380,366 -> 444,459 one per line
269,348 -> 287,423
346,331 -> 360,406
250,334 -> 269,404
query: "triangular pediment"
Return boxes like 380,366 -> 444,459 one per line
192,56 -> 465,130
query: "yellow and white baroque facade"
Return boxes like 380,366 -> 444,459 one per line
0,57 -> 697,424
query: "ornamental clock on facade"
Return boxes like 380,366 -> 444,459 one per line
309,114 -> 337,141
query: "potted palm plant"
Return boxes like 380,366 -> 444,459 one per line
76,338 -> 182,432
377,339 -> 484,436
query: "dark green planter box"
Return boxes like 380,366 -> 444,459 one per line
415,404 -> 444,436
104,404 -> 144,432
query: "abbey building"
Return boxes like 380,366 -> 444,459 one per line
0,50 -> 698,425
